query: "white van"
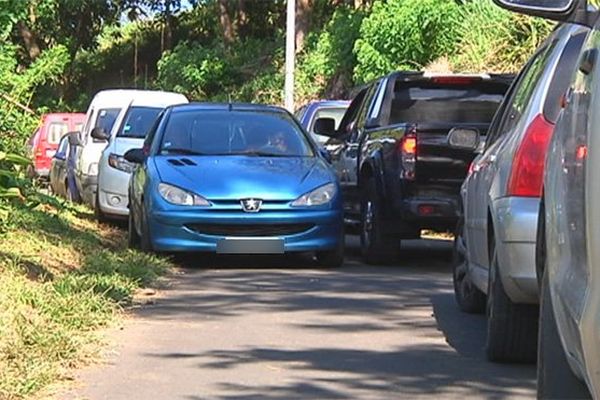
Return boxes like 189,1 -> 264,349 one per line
74,90 -> 186,209
95,91 -> 188,220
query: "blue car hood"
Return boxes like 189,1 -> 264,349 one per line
154,156 -> 335,201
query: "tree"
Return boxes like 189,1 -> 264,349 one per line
295,0 -> 312,53
218,0 -> 235,45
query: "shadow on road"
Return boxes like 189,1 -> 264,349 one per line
127,236 -> 535,399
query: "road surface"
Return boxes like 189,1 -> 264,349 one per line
66,236 -> 536,399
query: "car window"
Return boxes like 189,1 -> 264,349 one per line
160,110 -> 314,157
388,84 -> 505,125
495,40 -> 557,139
95,108 -> 121,134
57,135 -> 69,154
116,107 -> 163,138
337,88 -> 367,137
47,122 -> 69,145
309,107 -> 347,133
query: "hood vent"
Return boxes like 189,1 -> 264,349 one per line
181,158 -> 197,166
167,158 -> 198,167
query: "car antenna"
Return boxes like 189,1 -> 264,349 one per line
228,94 -> 233,111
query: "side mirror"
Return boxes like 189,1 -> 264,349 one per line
124,148 -> 146,164
491,0 -> 583,25
313,118 -> 336,137
447,127 -> 480,151
67,131 -> 82,146
91,126 -> 110,142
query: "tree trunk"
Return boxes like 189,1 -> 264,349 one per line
295,0 -> 311,54
17,22 -> 41,60
164,0 -> 174,51
218,0 -> 235,46
237,0 -> 248,38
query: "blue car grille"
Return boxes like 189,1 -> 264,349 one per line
186,223 -> 315,237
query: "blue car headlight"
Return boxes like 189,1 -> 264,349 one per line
158,183 -> 210,206
291,183 -> 336,207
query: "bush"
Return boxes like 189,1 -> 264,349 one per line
451,0 -> 554,73
296,6 -> 365,102
353,0 -> 462,83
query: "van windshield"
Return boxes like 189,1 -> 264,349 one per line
117,107 -> 163,138
95,108 -> 120,134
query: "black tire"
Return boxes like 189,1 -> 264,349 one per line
128,209 -> 140,249
535,198 -> 546,290
453,219 -> 486,314
139,205 -> 153,253
360,177 -> 397,265
537,269 -> 591,399
94,191 -> 109,223
486,240 -> 539,363
316,238 -> 345,268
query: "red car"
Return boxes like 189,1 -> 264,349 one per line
27,113 -> 86,179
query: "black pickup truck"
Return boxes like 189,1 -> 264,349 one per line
315,71 -> 513,264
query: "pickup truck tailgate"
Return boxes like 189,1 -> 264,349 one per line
415,123 -> 487,182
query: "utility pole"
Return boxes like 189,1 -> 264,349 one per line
284,0 -> 295,111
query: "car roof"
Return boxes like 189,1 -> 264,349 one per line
304,100 -> 350,108
169,102 -> 290,114
89,89 -> 187,108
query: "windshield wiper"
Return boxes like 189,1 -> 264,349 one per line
161,148 -> 206,156
230,151 -> 292,157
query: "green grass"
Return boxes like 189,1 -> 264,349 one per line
0,198 -> 171,399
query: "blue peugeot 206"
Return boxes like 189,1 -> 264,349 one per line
124,103 -> 344,267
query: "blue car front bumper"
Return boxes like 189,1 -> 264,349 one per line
148,209 -> 343,253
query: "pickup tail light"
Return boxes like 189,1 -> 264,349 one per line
507,114 -> 554,197
398,129 -> 417,180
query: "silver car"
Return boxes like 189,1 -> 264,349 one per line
495,0 -> 600,398
453,22 -> 587,363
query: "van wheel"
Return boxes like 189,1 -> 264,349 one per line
94,191 -> 109,223
537,269 -> 591,398
128,210 -> 140,249
360,177 -> 397,265
486,241 -> 538,362
453,219 -> 485,313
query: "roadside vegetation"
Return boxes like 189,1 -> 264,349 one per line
0,194 -> 170,399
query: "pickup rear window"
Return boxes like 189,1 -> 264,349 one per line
389,82 -> 506,125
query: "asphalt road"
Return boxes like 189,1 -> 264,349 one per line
66,236 -> 536,400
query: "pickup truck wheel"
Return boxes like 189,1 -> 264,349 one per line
453,219 -> 485,314
360,178 -> 397,265
537,268 -> 591,399
486,241 -> 538,362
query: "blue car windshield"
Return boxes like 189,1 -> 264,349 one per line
160,110 -> 314,157
117,106 -> 163,138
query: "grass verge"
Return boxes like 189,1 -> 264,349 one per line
0,197 -> 171,399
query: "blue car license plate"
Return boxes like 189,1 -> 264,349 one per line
216,237 -> 284,254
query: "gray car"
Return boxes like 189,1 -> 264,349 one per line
452,22 -> 587,363
495,0 -> 600,398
